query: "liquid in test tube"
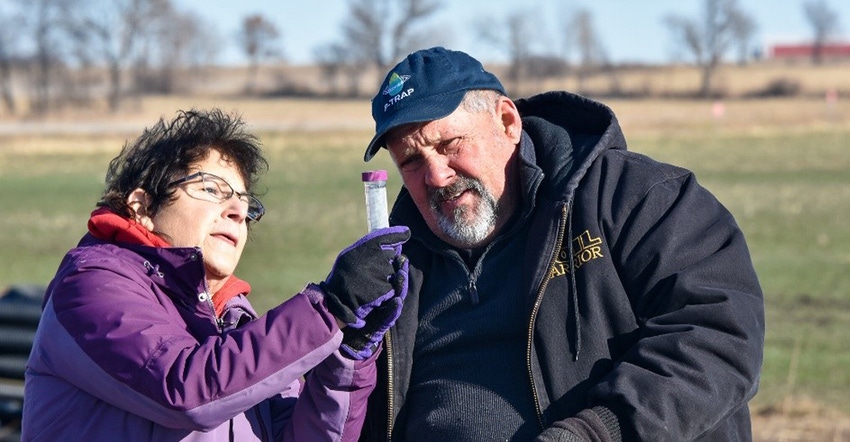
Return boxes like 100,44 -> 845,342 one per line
362,170 -> 389,232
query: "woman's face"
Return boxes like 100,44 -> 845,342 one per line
133,149 -> 250,293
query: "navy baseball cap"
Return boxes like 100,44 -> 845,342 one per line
364,47 -> 506,161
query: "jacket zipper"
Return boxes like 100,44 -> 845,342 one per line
199,285 -> 222,330
526,203 -> 569,430
385,331 -> 395,441
186,250 -> 222,331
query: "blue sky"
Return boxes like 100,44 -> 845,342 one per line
180,0 -> 850,65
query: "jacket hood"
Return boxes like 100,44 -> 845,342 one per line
514,91 -> 627,202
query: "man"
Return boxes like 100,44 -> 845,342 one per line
358,47 -> 764,441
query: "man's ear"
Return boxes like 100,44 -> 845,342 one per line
127,188 -> 154,230
497,96 -> 522,144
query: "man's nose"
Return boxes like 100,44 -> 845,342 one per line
423,156 -> 455,189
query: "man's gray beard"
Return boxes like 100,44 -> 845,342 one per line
429,176 -> 497,248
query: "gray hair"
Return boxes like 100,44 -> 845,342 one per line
460,89 -> 502,114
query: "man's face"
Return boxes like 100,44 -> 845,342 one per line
386,96 -> 522,249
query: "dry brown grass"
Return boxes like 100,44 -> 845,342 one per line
2,91 -> 848,156
532,62 -> 850,98
3,61 -> 849,141
753,396 -> 850,442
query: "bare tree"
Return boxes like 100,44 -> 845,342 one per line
132,3 -> 218,94
344,0 -> 385,72
803,0 -> 841,64
476,9 -> 541,89
16,0 -> 79,114
237,14 -> 281,94
565,8 -> 609,93
504,11 -> 537,84
0,5 -> 22,114
161,11 -> 217,93
340,0 -> 442,74
664,0 -> 754,97
70,0 -> 159,112
729,11 -> 757,65
314,43 -> 362,97
183,16 -> 221,74
570,10 -> 606,67
315,0 -> 441,97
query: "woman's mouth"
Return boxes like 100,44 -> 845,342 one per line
211,232 -> 237,246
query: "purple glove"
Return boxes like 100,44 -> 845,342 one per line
319,226 -> 410,327
341,254 -> 409,359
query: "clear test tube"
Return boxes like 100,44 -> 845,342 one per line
362,170 -> 389,232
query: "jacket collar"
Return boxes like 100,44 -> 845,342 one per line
85,207 -> 250,315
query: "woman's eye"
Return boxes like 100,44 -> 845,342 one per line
203,185 -> 221,196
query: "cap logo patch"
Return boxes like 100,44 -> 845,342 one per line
382,72 -> 415,112
383,72 -> 411,96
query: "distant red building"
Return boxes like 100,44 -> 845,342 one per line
769,43 -> 850,60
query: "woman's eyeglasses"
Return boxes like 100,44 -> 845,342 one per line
168,171 -> 265,222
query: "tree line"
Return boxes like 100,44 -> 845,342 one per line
0,0 -> 843,117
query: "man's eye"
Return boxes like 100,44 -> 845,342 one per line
399,157 -> 423,172
441,138 -> 461,154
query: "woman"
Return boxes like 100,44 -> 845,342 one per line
22,109 -> 410,441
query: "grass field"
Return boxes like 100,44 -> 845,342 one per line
1,93 -> 848,438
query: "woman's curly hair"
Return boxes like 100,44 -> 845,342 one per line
98,109 -> 269,220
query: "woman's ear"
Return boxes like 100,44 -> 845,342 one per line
127,188 -> 154,230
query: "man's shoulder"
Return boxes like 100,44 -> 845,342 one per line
593,149 -> 693,185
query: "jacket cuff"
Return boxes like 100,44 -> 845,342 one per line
301,282 -> 326,305
590,405 -> 622,442
535,406 -> 621,442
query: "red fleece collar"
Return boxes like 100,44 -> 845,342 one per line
87,207 -> 250,315
88,207 -> 171,248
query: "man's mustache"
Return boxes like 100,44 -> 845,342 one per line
428,176 -> 484,210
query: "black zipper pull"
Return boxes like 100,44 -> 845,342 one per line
468,280 -> 480,305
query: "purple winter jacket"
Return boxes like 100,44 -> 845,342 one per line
22,234 -> 377,441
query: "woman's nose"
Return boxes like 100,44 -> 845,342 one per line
224,194 -> 249,222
